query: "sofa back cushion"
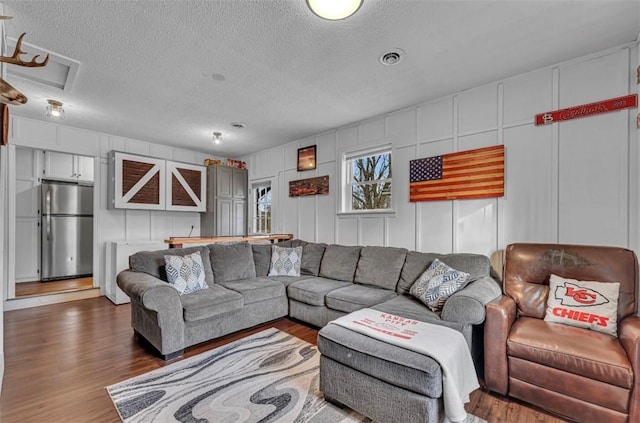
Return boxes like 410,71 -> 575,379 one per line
320,245 -> 362,282
398,251 -> 490,295
439,253 -> 491,280
301,242 -> 327,276
355,246 -> 408,290
252,240 -> 326,277
252,244 -> 273,276
129,246 -> 214,286
208,242 -> 256,283
398,251 -> 440,295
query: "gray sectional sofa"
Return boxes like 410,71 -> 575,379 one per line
116,239 -> 501,369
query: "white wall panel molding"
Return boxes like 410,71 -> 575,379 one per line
417,96 -> 454,143
337,125 -> 359,150
451,95 -> 459,253
457,83 -> 499,135
247,41 -> 638,256
10,117 -> 57,149
628,43 -> 640,255
551,66 -> 560,242
360,117 -> 385,144
358,216 -> 385,246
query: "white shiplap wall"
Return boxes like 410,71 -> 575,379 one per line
244,44 -> 639,259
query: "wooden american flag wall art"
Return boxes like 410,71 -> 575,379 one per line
409,145 -> 505,202
110,151 -> 206,211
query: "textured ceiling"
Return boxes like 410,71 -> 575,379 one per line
1,1 -> 639,157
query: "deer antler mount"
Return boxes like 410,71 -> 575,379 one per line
0,32 -> 49,67
0,32 -> 50,105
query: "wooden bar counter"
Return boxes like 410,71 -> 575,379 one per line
165,234 -> 293,249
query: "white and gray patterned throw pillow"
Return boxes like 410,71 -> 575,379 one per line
164,251 -> 208,295
268,246 -> 303,277
409,258 -> 470,312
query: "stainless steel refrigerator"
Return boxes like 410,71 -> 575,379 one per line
41,180 -> 93,281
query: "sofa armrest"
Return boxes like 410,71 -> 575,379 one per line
484,295 -> 516,395
441,276 -> 502,325
117,269 -> 182,313
619,315 -> 640,422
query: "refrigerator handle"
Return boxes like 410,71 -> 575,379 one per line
45,188 -> 51,241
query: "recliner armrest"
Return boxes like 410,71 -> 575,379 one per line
619,315 -> 640,421
441,276 -> 502,324
484,295 -> 516,395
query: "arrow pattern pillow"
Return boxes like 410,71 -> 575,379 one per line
268,246 -> 303,277
410,258 -> 470,312
544,274 -> 619,336
164,251 -> 208,295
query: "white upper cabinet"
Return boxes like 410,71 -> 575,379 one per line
44,151 -> 94,182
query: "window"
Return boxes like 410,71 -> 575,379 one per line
252,182 -> 271,234
343,146 -> 392,212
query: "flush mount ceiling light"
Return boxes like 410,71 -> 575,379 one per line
307,0 -> 363,20
212,131 -> 222,144
46,99 -> 64,119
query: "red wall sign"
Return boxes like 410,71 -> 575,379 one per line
535,94 -> 637,125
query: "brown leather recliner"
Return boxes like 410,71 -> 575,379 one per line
484,243 -> 640,423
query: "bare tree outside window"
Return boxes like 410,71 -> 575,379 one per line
349,152 -> 392,210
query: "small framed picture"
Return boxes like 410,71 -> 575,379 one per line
297,145 -> 317,171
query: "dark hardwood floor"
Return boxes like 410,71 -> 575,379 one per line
0,297 -> 569,423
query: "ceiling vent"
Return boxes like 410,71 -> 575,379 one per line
380,49 -> 404,66
5,36 -> 80,91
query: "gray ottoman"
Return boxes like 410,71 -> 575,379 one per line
317,324 -> 446,423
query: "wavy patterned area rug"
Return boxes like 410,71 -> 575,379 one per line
107,328 -> 486,423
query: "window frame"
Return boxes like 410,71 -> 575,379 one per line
339,143 -> 395,216
251,181 -> 272,234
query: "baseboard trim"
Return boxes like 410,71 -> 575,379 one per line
3,288 -> 101,311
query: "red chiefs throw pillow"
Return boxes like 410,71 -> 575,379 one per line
544,274 -> 620,336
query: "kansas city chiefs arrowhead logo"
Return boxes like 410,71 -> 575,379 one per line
555,282 -> 610,307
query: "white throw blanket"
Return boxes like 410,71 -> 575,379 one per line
328,308 -> 479,423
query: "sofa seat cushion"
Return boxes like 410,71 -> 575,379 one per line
317,324 -> 443,398
325,284 -> 397,313
267,275 -> 314,287
508,317 -> 633,389
355,246 -> 407,290
180,285 -> 243,322
218,277 -> 285,305
372,294 -> 441,322
287,277 -> 351,306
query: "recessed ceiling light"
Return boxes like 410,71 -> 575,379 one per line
380,49 -> 404,66
231,122 -> 245,129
